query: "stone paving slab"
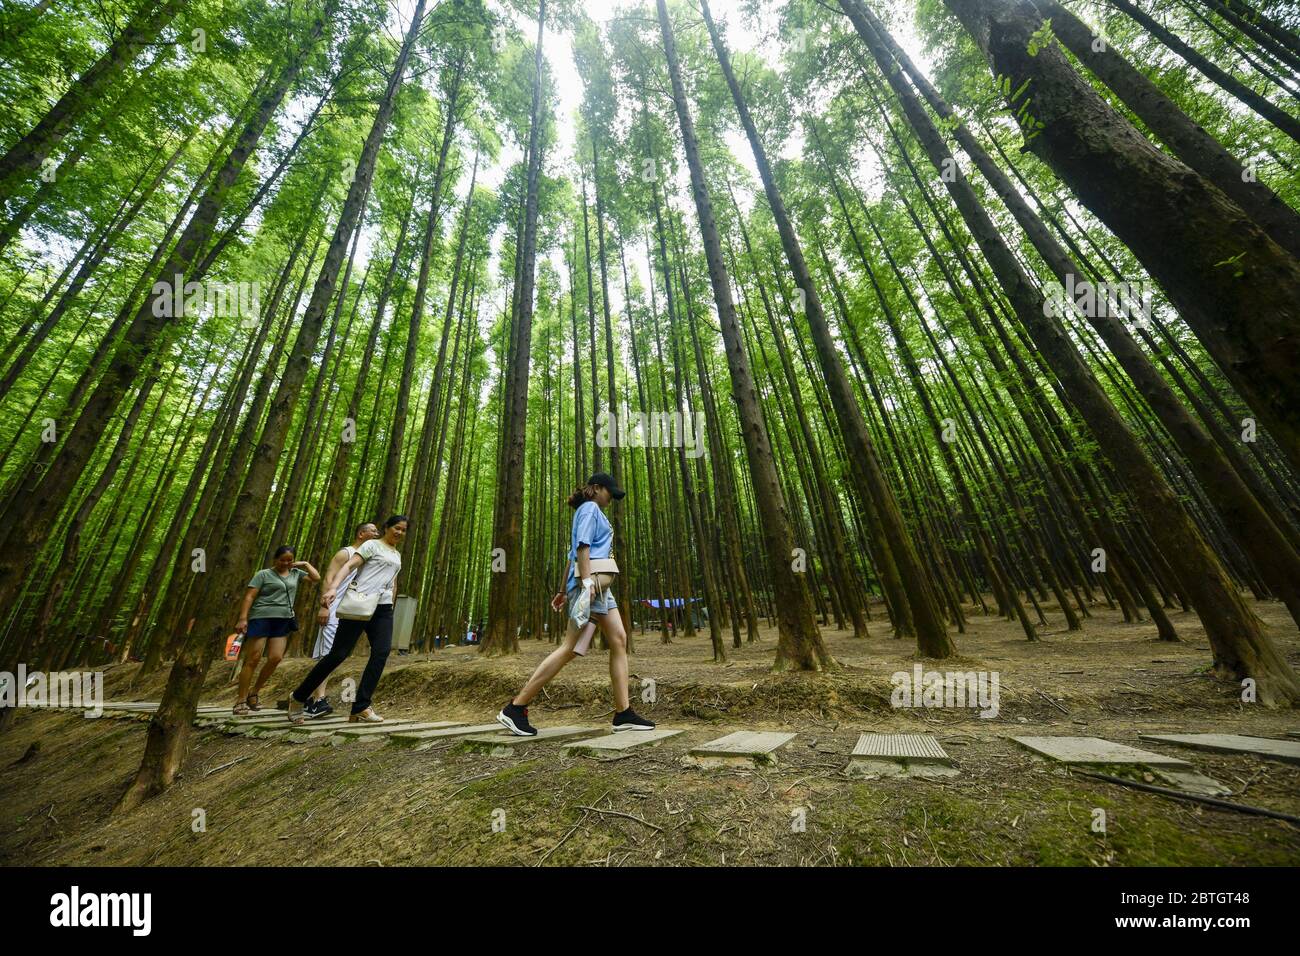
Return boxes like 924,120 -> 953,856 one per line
285,719 -> 427,741
197,713 -> 287,727
288,719 -> 439,740
1139,733 -> 1300,766
103,709 -> 156,719
563,728 -> 684,755
1012,736 -> 1190,768
208,710 -> 294,724
283,723 -> 405,738
387,723 -> 505,748
461,726 -> 603,756
233,717 -> 352,737
332,720 -> 464,740
684,731 -> 795,768
99,702 -> 158,710
846,733 -> 958,779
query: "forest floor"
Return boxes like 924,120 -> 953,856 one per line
3,597 -> 1299,867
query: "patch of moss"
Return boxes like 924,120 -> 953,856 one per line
829,780 -> 1300,866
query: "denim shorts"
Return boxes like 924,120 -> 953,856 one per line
568,581 -> 617,616
567,581 -> 616,657
246,616 -> 297,638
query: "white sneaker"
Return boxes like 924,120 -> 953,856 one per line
349,707 -> 384,723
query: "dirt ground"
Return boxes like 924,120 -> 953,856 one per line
2,597 -> 1298,866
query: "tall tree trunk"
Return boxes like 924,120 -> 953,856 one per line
375,60 -> 463,517
848,0 -> 1298,704
482,0 -> 547,658
701,0 -> 951,657
590,134 -> 631,642
1034,0 -> 1300,257
869,5 -> 1300,627
1102,0 -> 1300,143
943,0 -> 1300,476
656,0 -> 832,670
116,0 -> 424,809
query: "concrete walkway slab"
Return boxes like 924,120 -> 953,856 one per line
685,731 -> 795,768
388,723 -> 504,748
332,720 -> 464,740
461,726 -> 603,756
1012,736 -> 1190,767
212,711 -> 294,724
1148,768 -> 1233,797
563,728 -> 684,756
285,719 -> 425,741
233,717 -> 351,737
1139,733 -> 1300,766
846,733 -> 958,779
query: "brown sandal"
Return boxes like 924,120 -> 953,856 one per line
233,700 -> 250,715
247,694 -> 260,712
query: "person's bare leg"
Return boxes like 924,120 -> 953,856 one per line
512,619 -> 581,706
235,639 -> 265,704
251,637 -> 287,697
597,611 -> 631,711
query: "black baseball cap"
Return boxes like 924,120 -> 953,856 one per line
588,472 -> 626,499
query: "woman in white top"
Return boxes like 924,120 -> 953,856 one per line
287,515 -> 407,724
302,521 -> 380,718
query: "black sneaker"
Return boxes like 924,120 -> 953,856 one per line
496,702 -> 537,736
612,708 -> 655,732
306,697 -> 334,719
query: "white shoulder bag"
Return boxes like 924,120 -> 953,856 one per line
335,551 -> 399,621
335,585 -> 379,622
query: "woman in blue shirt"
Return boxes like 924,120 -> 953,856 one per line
497,472 -> 655,736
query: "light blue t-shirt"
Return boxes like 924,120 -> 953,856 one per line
565,501 -> 612,592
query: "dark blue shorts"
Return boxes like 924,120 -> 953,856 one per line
246,617 -> 298,639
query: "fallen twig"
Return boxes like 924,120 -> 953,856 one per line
204,755 -> 252,777
1036,689 -> 1070,716
1071,770 -> 1300,824
537,788 -> 612,866
575,804 -> 663,832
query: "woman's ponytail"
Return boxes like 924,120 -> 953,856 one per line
567,484 -> 598,509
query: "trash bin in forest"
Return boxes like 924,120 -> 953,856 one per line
393,595 -> 417,652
